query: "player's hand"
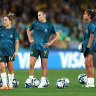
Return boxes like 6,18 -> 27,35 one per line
13,51 -> 18,57
45,42 -> 52,48
84,47 -> 89,57
29,40 -> 34,43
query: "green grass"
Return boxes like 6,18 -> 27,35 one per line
0,69 -> 96,96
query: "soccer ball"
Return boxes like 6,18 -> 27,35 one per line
78,74 -> 87,84
62,78 -> 70,87
0,78 -> 3,87
33,78 -> 40,87
25,78 -> 33,88
78,42 -> 83,51
43,78 -> 49,87
12,78 -> 19,87
56,78 -> 66,88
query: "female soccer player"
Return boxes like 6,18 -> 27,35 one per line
83,9 -> 96,87
0,13 -> 19,89
27,9 -> 59,88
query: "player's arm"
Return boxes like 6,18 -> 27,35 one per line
13,40 -> 19,57
27,21 -> 35,43
27,28 -> 34,43
45,31 -> 60,48
84,23 -> 95,57
84,33 -> 94,57
87,33 -> 94,48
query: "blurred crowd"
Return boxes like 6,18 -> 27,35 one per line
0,0 -> 96,49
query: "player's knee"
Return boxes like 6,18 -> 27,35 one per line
85,60 -> 89,68
42,65 -> 47,70
0,65 -> 5,70
85,61 -> 90,68
29,63 -> 34,69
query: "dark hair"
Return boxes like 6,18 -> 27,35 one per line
39,9 -> 47,16
6,12 -> 15,21
85,9 -> 96,19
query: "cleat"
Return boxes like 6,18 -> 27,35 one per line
38,84 -> 44,88
85,83 -> 95,88
0,86 -> 8,89
9,85 -> 13,89
38,81 -> 46,88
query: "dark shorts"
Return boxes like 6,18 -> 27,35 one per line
0,56 -> 15,62
30,48 -> 49,58
83,51 -> 96,55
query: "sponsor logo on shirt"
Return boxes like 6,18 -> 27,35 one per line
36,28 -> 39,30
1,35 -> 4,36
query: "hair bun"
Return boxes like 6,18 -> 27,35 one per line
7,12 -> 15,17
7,12 -> 15,21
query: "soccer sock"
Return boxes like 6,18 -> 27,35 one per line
29,76 -> 34,79
1,72 -> 7,86
87,78 -> 94,84
87,78 -> 90,83
90,78 -> 94,84
8,74 -> 14,86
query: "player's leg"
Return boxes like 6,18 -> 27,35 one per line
29,48 -> 39,79
41,58 -> 47,77
38,50 -> 49,88
7,56 -> 15,89
0,57 -> 8,89
7,61 -> 14,89
85,54 -> 95,87
29,56 -> 37,79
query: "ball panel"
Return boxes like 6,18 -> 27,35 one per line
78,74 -> 87,84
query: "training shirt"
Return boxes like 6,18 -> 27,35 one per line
29,21 -> 57,51
83,21 -> 96,51
0,27 -> 20,56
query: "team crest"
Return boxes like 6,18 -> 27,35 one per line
86,30 -> 88,33
44,29 -> 48,32
10,34 -> 13,38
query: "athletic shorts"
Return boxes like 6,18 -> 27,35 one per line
0,56 -> 15,62
83,51 -> 96,55
30,48 -> 49,58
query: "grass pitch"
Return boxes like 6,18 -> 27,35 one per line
0,69 -> 96,96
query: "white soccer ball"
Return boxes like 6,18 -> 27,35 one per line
56,79 -> 66,88
78,43 -> 83,51
62,78 -> 70,87
78,74 -> 87,84
0,78 -> 3,87
12,78 -> 19,87
25,78 -> 33,88
33,78 -> 40,87
43,78 -> 49,87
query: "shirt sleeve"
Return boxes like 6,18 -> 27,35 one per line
29,21 -> 36,31
51,24 -> 58,34
89,23 -> 95,34
15,30 -> 20,40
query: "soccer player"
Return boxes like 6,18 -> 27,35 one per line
27,9 -> 60,88
0,13 -> 19,89
83,9 -> 96,87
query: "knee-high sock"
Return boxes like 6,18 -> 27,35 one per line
1,72 -> 7,86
